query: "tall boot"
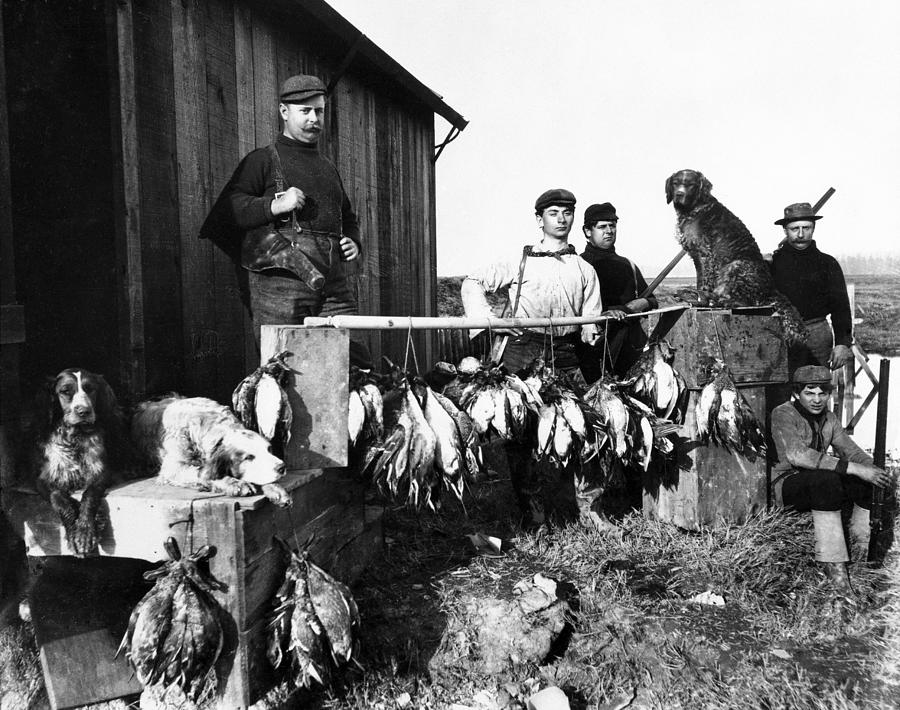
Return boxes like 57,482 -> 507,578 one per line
849,504 -> 871,563
811,509 -> 853,594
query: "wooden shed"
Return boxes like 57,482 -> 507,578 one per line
1,0 -> 467,409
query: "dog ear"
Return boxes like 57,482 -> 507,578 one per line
665,174 -> 674,204
36,375 -> 63,434
204,436 -> 235,480
698,173 -> 712,198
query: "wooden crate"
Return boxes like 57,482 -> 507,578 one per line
3,472 -> 382,708
641,309 -> 789,530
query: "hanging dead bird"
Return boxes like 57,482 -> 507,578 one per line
232,351 -> 294,455
695,359 -> 766,458
624,339 -> 688,423
583,379 -> 631,461
348,366 -> 384,446
117,538 -> 226,703
266,540 -> 359,688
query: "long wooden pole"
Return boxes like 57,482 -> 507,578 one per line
303,304 -> 689,331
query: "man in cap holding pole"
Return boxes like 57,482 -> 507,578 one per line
578,202 -> 658,380
770,365 -> 891,595
770,202 -> 852,373
461,189 -> 622,531
201,74 -> 370,366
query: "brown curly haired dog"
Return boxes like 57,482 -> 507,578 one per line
665,169 -> 807,344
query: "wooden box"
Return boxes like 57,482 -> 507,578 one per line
641,309 -> 789,530
3,472 -> 382,708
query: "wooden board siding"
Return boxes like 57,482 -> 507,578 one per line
6,0 -> 442,405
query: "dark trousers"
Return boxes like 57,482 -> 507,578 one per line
247,242 -> 372,368
578,320 -> 648,383
781,468 -> 872,512
500,332 -> 598,522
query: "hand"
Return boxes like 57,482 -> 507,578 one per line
581,324 -> 600,345
849,462 -> 892,488
623,298 -> 650,313
601,309 -> 627,322
828,344 -> 853,369
270,187 -> 306,216
339,236 -> 360,261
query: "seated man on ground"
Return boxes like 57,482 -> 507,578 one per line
770,365 -> 891,595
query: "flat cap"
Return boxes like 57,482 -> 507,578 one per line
535,188 -> 576,213
279,74 -> 326,102
584,202 -> 618,225
775,202 -> 823,226
792,365 -> 832,386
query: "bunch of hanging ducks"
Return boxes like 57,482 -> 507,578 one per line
442,356 -> 542,443
622,339 -> 688,423
266,540 -> 360,689
695,358 -> 766,459
356,359 -> 483,511
117,538 -> 226,704
233,351 -> 294,456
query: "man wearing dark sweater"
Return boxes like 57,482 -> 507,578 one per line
202,74 -> 370,366
770,202 -> 852,372
578,203 -> 658,380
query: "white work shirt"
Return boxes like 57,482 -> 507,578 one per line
462,243 -> 604,337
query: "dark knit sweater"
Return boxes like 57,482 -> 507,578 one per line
579,244 -> 658,310
770,241 -> 851,346
215,134 -> 359,246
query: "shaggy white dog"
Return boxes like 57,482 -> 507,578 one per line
132,396 -> 290,506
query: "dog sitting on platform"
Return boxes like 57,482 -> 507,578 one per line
32,368 -> 130,556
131,395 -> 290,506
665,169 -> 807,344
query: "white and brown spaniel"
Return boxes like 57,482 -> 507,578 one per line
131,396 -> 290,506
33,368 -> 128,555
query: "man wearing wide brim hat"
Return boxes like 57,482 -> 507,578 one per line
770,202 -> 852,373
770,365 -> 891,595
201,73 -> 371,367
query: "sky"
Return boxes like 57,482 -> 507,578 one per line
327,0 -> 900,277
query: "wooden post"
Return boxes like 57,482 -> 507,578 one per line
868,359 -> 892,563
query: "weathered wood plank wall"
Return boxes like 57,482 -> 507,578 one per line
127,0 -> 438,400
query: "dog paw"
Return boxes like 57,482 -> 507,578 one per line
262,483 -> 292,508
213,476 -> 258,497
68,519 -> 100,556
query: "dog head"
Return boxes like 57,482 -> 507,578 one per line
665,169 -> 712,210
209,428 -> 286,486
41,369 -> 119,431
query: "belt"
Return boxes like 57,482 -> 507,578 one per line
803,317 -> 828,326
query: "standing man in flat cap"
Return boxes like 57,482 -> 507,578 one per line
770,202 -> 852,373
461,189 -> 621,532
578,202 -> 658,381
770,365 -> 891,595
201,73 -> 370,366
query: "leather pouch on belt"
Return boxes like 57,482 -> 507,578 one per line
241,225 -> 326,291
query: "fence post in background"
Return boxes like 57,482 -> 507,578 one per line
867,358 -> 892,563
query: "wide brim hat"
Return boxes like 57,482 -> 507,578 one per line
775,202 -> 824,226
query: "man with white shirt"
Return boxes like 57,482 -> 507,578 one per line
461,188 -> 621,530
